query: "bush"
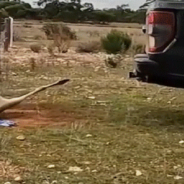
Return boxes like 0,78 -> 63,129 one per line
76,41 -> 101,53
5,4 -> 27,17
16,9 -> 27,18
101,30 -> 132,54
30,44 -> 42,53
94,11 -> 116,23
53,34 -> 71,53
42,23 -> 76,53
42,23 -> 77,40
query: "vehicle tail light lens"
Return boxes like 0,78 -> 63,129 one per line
146,11 -> 175,53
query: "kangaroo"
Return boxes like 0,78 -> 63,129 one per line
0,79 -> 70,113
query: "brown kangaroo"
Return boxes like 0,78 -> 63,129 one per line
0,79 -> 70,113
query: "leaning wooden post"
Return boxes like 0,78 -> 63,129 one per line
4,17 -> 13,52
9,17 -> 13,48
0,18 -> 5,81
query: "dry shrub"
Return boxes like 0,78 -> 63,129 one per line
53,33 -> 71,53
87,30 -> 100,37
30,57 -> 36,70
13,29 -> 24,42
30,44 -> 42,53
0,159 -> 29,179
42,23 -> 77,40
105,55 -> 122,68
42,23 -> 75,53
132,43 -> 145,54
47,44 -> 54,56
23,23 -> 32,28
34,35 -> 44,40
76,41 -> 101,53
0,57 -> 10,81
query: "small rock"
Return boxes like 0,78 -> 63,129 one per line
68,166 -> 83,172
42,181 -> 50,184
88,96 -> 95,100
4,182 -> 11,184
179,140 -> 184,144
14,176 -> 22,182
16,135 -> 25,141
91,170 -> 97,173
135,170 -> 142,176
94,67 -> 100,72
51,180 -> 57,184
174,175 -> 183,180
74,86 -> 80,89
82,161 -> 91,165
166,150 -> 172,154
174,165 -> 181,169
12,72 -> 17,76
85,167 -> 90,171
47,164 -> 55,169
86,134 -> 92,138
65,176 -> 69,179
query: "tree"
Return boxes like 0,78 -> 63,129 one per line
116,4 -> 129,11
94,11 -> 116,24
139,0 -> 155,9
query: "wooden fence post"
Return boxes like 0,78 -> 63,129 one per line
4,17 -> 13,52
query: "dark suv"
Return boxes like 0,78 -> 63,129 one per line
129,0 -> 184,87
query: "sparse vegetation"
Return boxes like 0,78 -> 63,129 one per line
30,43 -> 42,53
76,41 -> 101,53
1,19 -> 178,184
13,29 -> 24,42
132,43 -> 145,54
34,35 -> 44,40
42,23 -> 77,40
105,54 -> 122,68
87,30 -> 100,37
42,23 -> 76,53
23,23 -> 32,28
47,44 -> 55,56
101,29 -> 132,54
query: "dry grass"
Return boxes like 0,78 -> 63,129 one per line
87,30 -> 100,37
1,20 -> 183,184
76,41 -> 101,53
0,160 -> 27,179
30,44 -> 42,53
34,35 -> 44,40
13,29 -> 24,42
132,43 -> 146,54
53,34 -> 71,53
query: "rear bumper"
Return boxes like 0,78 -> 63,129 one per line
129,54 -> 184,87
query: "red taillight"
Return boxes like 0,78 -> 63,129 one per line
146,11 -> 175,53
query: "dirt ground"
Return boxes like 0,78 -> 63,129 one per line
1,20 -> 139,127
1,21 -> 184,184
